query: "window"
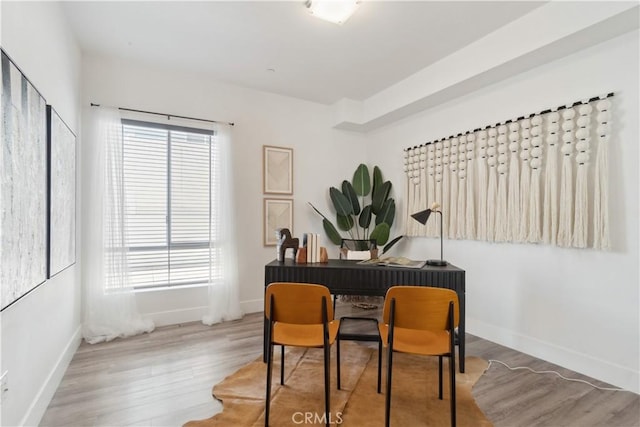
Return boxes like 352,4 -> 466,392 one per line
116,119 -> 219,289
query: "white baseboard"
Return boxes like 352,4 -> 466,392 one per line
144,306 -> 207,327
240,298 -> 263,314
468,317 -> 640,394
22,326 -> 82,427
144,299 -> 263,327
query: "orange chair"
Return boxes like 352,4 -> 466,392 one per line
264,282 -> 340,427
378,286 -> 459,427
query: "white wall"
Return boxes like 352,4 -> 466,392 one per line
81,55 -> 367,326
0,2 -> 82,426
2,4 -> 637,425
367,30 -> 639,392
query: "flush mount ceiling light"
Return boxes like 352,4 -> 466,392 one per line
306,0 -> 360,25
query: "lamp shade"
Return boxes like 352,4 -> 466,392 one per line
411,209 -> 432,225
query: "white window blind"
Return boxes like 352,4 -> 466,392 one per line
120,120 -> 216,289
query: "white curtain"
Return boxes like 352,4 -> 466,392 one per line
202,123 -> 243,325
82,107 -> 154,344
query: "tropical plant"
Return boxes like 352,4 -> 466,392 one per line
309,164 -> 403,254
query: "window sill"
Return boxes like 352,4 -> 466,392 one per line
133,282 -> 210,293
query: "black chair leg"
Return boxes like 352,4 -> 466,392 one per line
385,346 -> 394,427
448,301 -> 457,427
324,343 -> 331,427
450,353 -> 456,427
438,355 -> 443,400
265,343 -> 274,427
337,336 -> 342,390
280,345 -> 285,385
377,339 -> 382,394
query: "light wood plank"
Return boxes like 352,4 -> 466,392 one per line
40,304 -> 639,427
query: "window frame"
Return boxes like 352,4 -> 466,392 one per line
119,119 -> 216,291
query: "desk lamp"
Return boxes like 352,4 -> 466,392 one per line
411,202 -> 447,266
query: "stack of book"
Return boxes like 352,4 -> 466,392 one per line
303,233 -> 322,263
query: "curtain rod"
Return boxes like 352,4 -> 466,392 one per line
404,92 -> 614,152
90,103 -> 234,126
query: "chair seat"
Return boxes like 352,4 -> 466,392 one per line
273,320 -> 340,347
379,324 -> 451,356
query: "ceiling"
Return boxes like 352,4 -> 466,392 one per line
61,1 -> 545,105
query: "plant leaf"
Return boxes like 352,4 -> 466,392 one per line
341,180 -> 361,215
382,235 -> 404,254
309,203 -> 343,243
370,222 -> 390,245
375,199 -> 395,227
359,205 -> 372,229
336,213 -> 355,231
322,218 -> 343,245
372,181 -> 391,214
308,202 -> 330,221
352,164 -> 371,197
372,166 -> 383,197
330,187 -> 353,216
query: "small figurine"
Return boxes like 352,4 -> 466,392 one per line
275,228 -> 299,262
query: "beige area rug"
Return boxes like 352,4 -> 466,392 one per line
184,342 -> 492,426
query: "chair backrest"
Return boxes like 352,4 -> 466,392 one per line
265,282 -> 333,324
382,286 -> 459,331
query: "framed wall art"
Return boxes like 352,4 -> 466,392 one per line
263,145 -> 293,195
1,49 -> 48,311
47,105 -> 77,278
264,198 -> 293,246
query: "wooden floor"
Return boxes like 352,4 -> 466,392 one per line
41,303 -> 639,427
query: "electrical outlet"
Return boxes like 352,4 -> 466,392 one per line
0,371 -> 8,404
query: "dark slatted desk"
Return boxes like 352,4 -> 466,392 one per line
264,259 -> 467,372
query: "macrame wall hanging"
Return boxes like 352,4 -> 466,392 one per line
403,93 -> 613,250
